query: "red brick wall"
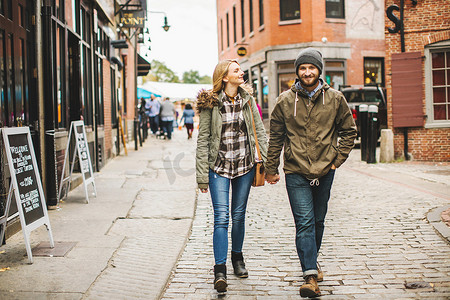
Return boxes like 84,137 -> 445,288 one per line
385,0 -> 450,162
218,0 -> 385,88
103,59 -> 112,160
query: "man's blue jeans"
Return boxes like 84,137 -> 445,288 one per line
285,169 -> 335,277
209,167 -> 255,265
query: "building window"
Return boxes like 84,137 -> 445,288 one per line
259,0 -> 264,26
226,12 -> 230,48
364,57 -> 384,86
326,0 -> 345,19
233,6 -> 237,44
249,0 -> 254,33
280,0 -> 300,21
241,0 -> 245,38
277,62 -> 296,94
54,25 -> 66,128
324,60 -> 346,90
426,47 -> 450,123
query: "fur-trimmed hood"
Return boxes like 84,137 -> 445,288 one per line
196,84 -> 253,113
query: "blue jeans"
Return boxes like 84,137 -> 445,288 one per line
149,116 -> 159,134
285,169 -> 335,277
209,167 -> 255,265
161,120 -> 173,139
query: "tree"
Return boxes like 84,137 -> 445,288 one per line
199,75 -> 212,84
147,60 -> 180,83
182,70 -> 200,83
182,70 -> 212,84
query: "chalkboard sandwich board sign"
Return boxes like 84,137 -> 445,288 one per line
1,127 -> 54,263
59,121 -> 97,203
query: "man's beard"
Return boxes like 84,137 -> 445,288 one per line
300,75 -> 319,88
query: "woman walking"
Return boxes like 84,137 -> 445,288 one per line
180,103 -> 195,139
196,59 -> 268,293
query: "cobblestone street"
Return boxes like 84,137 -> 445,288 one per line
162,149 -> 450,299
1,130 -> 448,299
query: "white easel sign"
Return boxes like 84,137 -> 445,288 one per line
59,121 -> 97,203
1,127 -> 54,263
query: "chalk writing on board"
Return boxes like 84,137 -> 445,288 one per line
76,132 -> 90,174
7,132 -> 45,225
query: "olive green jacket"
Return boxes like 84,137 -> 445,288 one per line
266,81 -> 357,180
196,86 -> 268,189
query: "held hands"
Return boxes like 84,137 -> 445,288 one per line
265,173 -> 280,185
200,166 -> 334,191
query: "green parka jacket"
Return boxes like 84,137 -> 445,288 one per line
196,86 -> 268,189
266,80 -> 357,180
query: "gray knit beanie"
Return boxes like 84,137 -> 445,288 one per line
294,48 -> 323,75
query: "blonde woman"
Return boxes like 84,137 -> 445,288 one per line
196,60 -> 268,293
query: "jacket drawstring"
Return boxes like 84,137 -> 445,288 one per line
310,178 -> 320,186
294,91 -> 299,116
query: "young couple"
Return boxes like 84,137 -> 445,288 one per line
195,48 -> 357,298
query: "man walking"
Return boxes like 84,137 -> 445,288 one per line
146,94 -> 161,135
265,48 -> 357,298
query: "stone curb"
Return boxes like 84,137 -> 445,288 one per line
427,205 -> 450,245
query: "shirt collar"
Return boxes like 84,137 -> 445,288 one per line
296,79 -> 323,98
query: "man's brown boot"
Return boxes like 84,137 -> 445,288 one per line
300,275 -> 321,298
317,263 -> 323,282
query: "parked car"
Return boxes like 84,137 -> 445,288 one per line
339,85 -> 387,138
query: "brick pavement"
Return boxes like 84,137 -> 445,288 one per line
161,151 -> 450,299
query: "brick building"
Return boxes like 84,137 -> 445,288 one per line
0,0 -> 150,241
385,0 -> 450,162
216,0 -> 385,123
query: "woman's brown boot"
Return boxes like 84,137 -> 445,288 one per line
231,251 -> 248,278
213,264 -> 227,292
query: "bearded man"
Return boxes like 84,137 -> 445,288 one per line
265,48 -> 357,298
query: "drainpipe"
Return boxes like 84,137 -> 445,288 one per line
42,0 -> 58,206
36,0 -> 45,191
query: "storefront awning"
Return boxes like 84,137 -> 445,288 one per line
137,54 -> 151,76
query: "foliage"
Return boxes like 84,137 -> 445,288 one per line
182,70 -> 212,84
142,60 -> 211,84
147,60 -> 180,83
182,70 -> 201,83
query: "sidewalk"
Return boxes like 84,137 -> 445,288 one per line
0,130 -> 449,299
0,129 -> 198,299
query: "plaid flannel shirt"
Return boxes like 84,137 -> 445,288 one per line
213,94 -> 253,179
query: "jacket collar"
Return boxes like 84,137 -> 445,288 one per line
291,78 -> 330,101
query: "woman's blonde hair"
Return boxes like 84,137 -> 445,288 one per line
212,59 -> 240,94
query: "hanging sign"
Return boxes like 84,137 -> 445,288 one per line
120,10 -> 145,28
1,127 -> 54,263
59,121 -> 97,204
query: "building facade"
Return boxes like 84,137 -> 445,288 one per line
217,0 -> 385,124
385,0 -> 450,162
0,0 -> 149,240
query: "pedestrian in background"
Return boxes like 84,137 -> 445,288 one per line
138,97 -> 148,139
265,48 -> 357,298
160,97 -> 176,140
146,94 -> 161,135
180,103 -> 195,139
196,59 -> 268,293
